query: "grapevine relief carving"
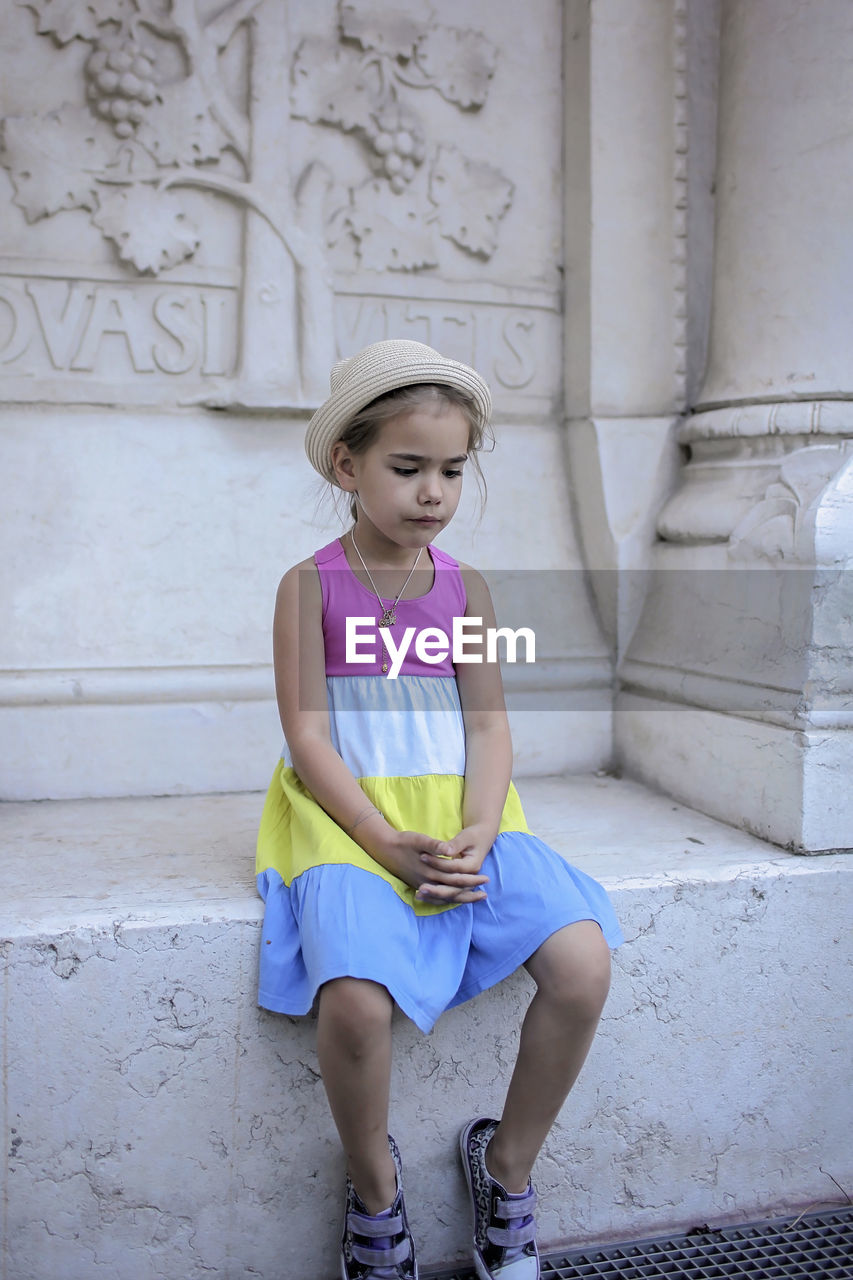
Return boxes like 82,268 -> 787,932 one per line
2,0 -> 258,275
1,0 -> 342,398
293,1 -> 515,272
1,0 -> 518,399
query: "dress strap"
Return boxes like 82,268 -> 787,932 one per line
428,543 -> 460,571
429,543 -> 466,615
314,538 -> 347,620
314,538 -> 347,568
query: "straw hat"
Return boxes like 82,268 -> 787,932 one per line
305,339 -> 492,483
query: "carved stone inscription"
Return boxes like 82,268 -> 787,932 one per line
337,296 -> 559,403
0,273 -> 236,392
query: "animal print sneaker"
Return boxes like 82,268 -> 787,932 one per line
340,1133 -> 418,1279
459,1117 -> 540,1280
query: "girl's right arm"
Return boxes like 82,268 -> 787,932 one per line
274,560 -> 487,903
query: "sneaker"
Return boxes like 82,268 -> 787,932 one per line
340,1133 -> 418,1279
459,1117 -> 540,1280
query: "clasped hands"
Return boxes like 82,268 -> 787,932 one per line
374,825 -> 492,904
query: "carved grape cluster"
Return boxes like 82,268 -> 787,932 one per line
84,37 -> 158,140
367,106 -> 426,194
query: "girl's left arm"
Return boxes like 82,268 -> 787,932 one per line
418,566 -> 512,893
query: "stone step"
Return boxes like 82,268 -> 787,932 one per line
1,777 -> 850,1280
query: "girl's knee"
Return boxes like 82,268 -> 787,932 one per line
318,977 -> 393,1052
529,922 -> 612,1022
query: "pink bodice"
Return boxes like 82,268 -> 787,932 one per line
315,538 -> 468,678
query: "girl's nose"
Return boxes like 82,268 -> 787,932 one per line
418,473 -> 443,504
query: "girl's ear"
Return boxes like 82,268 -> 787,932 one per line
330,441 -> 358,491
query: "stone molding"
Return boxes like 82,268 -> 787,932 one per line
671,0 -> 689,411
619,656 -> 853,732
0,665 -> 273,707
680,399 -> 853,443
0,655 -> 613,709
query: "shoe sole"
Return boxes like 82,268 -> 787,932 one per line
339,1261 -> 419,1280
339,1238 -> 420,1278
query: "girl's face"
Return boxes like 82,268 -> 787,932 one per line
332,403 -> 471,552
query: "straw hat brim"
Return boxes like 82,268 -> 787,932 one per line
305,340 -> 492,484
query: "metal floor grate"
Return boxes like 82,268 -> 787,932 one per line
424,1207 -> 853,1279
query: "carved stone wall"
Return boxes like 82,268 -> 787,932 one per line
1,0 -> 610,799
0,0 -> 566,411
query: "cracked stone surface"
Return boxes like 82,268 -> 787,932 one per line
2,777 -> 851,1278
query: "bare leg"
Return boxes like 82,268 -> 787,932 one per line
486,921 -> 612,1193
316,977 -> 397,1213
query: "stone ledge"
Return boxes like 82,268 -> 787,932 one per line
2,778 -> 851,1280
0,774 -> 822,935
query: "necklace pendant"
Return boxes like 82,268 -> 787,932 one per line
382,660 -> 388,673
378,609 -> 396,628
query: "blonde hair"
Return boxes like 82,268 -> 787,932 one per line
333,382 -> 493,521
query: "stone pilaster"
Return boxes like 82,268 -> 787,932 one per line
619,0 -> 853,851
564,0 -> 706,661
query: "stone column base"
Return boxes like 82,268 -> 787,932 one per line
617,450 -> 853,852
616,693 -> 853,853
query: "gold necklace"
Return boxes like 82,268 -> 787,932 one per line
350,529 -> 423,630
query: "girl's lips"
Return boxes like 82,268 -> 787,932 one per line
411,517 -> 440,524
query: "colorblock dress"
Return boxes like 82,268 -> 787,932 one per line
256,538 -> 623,1033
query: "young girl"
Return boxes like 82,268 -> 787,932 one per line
256,339 -> 623,1280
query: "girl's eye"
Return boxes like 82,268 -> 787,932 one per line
390,465 -> 463,477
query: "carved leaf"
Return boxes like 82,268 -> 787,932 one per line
343,179 -> 438,272
135,76 -> 228,167
0,105 -> 110,222
728,448 -> 843,562
728,498 -> 796,562
17,0 -> 136,45
92,186 -> 200,274
414,26 -> 497,108
206,0 -> 264,50
291,37 -> 376,132
778,447 -> 844,509
428,145 -> 512,257
339,1 -> 433,59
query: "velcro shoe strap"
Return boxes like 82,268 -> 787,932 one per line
495,1189 -> 537,1219
347,1209 -> 404,1238
487,1218 -> 537,1249
350,1238 -> 411,1267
